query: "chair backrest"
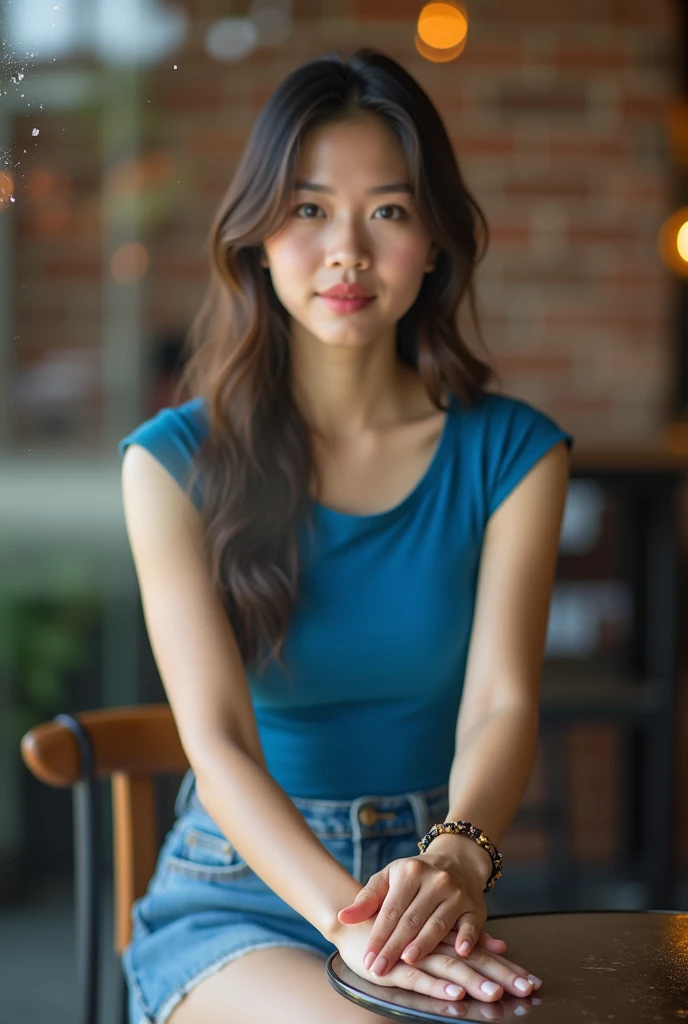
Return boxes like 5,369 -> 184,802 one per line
20,704 -> 189,953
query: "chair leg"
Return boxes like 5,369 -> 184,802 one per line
120,962 -> 130,1024
55,714 -> 101,1024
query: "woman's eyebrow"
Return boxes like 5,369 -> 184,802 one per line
294,180 -> 413,195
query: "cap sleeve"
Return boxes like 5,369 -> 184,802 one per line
484,394 -> 574,520
117,399 -> 207,510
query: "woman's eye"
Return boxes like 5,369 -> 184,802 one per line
294,203 -> 322,218
374,205 -> 407,220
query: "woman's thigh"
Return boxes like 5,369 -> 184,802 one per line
166,944 -> 387,1024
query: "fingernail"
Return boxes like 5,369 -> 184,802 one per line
514,977 -> 532,993
445,984 -> 464,998
371,956 -> 387,975
528,973 -> 542,987
481,981 -> 501,996
364,952 -> 376,969
459,941 -> 471,954
402,945 -> 420,963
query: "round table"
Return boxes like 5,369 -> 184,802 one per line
326,911 -> 688,1022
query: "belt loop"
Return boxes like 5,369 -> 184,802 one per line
174,768 -> 197,818
349,796 -> 365,883
406,792 -> 427,843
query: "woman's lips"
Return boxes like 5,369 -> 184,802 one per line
318,295 -> 375,313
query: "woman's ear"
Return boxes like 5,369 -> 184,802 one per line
425,244 -> 439,273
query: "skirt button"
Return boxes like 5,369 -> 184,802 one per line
359,805 -> 378,826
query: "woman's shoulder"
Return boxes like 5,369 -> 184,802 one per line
456,388 -> 574,519
118,397 -> 208,453
117,397 -> 209,508
459,389 -> 572,445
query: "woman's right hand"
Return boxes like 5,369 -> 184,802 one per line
332,918 -> 539,1004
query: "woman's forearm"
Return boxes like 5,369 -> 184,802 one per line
194,742 -> 361,942
426,704 -> 540,878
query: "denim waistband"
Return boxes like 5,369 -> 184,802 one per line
174,768 -> 450,842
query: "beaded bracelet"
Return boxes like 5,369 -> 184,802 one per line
417,820 -> 503,893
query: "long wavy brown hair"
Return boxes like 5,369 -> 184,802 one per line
173,47 -> 496,680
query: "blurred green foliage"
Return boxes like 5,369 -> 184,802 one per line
11,595 -> 98,740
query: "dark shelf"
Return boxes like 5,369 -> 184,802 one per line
540,660 -> 670,719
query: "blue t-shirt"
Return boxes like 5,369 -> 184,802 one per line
118,390 -> 573,800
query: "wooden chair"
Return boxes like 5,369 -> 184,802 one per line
20,705 -> 189,1024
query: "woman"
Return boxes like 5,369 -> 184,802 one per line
119,47 -> 573,1024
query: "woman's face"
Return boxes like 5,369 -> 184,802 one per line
261,114 -> 437,351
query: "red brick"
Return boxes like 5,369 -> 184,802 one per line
566,225 -> 640,245
505,179 -> 590,200
489,222 -> 531,243
620,94 -> 672,119
353,0 -> 421,18
498,83 -> 588,117
472,0 -> 612,25
555,46 -> 629,71
453,134 -> 515,156
548,136 -> 628,159
455,41 -> 524,70
609,0 -> 675,27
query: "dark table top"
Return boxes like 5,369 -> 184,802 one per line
326,911 -> 688,1023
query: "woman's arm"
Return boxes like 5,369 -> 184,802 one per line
121,444 -> 361,943
425,440 -> 571,879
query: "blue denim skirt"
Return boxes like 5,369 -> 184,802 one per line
122,769 -> 450,1024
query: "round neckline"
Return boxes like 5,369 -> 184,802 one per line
310,391 -> 457,524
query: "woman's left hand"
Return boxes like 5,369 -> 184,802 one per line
336,851 -> 496,977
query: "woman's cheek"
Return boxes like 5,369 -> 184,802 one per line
385,236 -> 430,279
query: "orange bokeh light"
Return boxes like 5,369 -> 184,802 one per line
418,2 -> 468,48
415,32 -> 467,63
107,150 -> 175,197
0,171 -> 15,211
657,206 -> 688,277
26,167 -> 54,199
110,242 -> 149,285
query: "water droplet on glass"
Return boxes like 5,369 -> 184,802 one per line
173,64 -> 178,69
32,128 -> 39,136
10,196 -> 15,202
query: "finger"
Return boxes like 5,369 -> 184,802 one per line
401,949 -> 505,1003
362,873 -> 424,974
338,874 -> 387,924
369,957 -> 468,1004
470,949 -> 543,991
398,896 -> 469,969
337,889 -> 381,924
463,946 -> 536,998
455,912 -> 483,957
413,927 -> 486,963
477,930 -> 508,955
390,982 -> 471,1018
436,939 -> 542,994
413,926 -> 506,967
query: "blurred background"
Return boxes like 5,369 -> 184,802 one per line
2,0 -> 688,1021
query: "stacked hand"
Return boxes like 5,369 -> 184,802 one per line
332,851 -> 542,1004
